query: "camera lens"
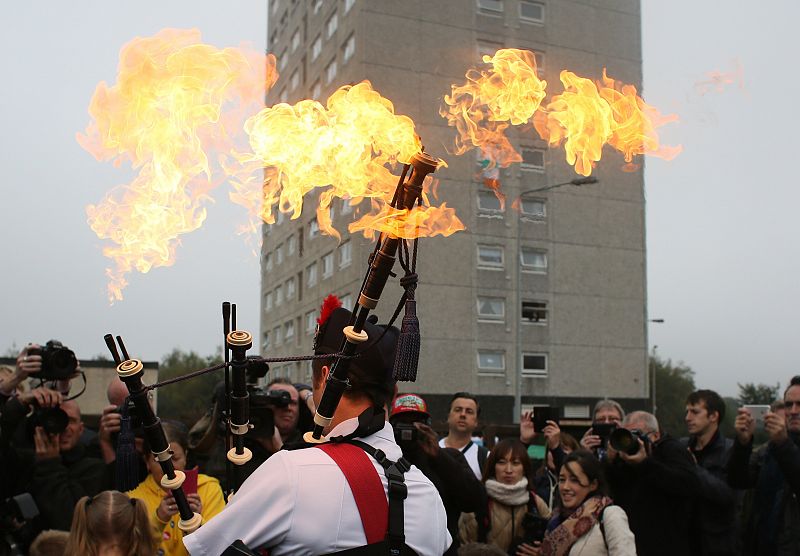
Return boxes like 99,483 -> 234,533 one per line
40,408 -> 69,435
609,428 -> 640,455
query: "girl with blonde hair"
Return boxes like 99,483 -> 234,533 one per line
64,490 -> 155,555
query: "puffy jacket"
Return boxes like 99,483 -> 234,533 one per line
127,472 -> 225,556
459,494 -> 549,553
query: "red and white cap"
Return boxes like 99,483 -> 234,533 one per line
390,393 -> 430,418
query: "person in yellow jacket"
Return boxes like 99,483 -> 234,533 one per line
127,420 -> 225,556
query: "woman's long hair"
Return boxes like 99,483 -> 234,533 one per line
482,438 -> 533,483
560,449 -> 607,499
64,490 -> 155,556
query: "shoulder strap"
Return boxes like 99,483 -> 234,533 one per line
460,441 -> 474,454
318,443 -> 388,545
477,445 -> 489,474
598,505 -> 608,550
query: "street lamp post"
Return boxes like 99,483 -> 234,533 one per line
648,319 -> 664,415
513,176 -> 598,423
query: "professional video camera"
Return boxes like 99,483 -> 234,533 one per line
609,427 -> 652,456
27,340 -> 77,381
243,356 -> 289,439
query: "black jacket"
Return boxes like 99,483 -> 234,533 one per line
404,445 -> 485,555
681,432 -> 739,556
727,432 -> 800,556
606,434 -> 701,556
30,444 -> 109,531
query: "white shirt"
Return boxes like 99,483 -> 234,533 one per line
438,437 -> 482,480
184,418 -> 451,556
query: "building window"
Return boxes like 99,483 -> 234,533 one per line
279,88 -> 288,103
262,331 -> 270,350
520,247 -> 547,273
521,352 -> 548,376
271,0 -> 281,14
291,29 -> 300,52
311,79 -> 322,100
477,40 -> 504,62
276,243 -> 284,265
265,252 -> 273,271
322,252 -> 334,278
521,148 -> 545,171
477,350 -> 505,372
341,198 -> 353,215
343,34 -> 355,63
277,210 -> 286,225
477,296 -> 505,321
522,300 -> 548,324
306,311 -> 316,334
477,0 -> 503,15
344,0 -> 355,13
290,69 -> 300,91
520,198 -> 546,219
275,284 -> 284,305
286,277 -> 296,300
519,1 -> 545,23
478,190 -> 503,214
340,293 -> 353,309
278,49 -> 288,72
327,11 -> 338,38
312,35 -> 322,61
288,234 -> 297,255
313,0 -> 323,14
326,59 -> 338,84
309,217 -> 320,238
285,320 -> 295,341
265,290 -> 273,311
273,326 -> 282,346
477,245 -> 504,269
306,262 -> 318,287
339,240 -> 352,268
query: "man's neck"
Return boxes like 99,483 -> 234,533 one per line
444,431 -> 472,449
326,398 -> 382,433
693,426 -> 718,451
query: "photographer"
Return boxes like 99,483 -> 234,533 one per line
389,394 -> 484,555
580,399 -> 625,459
263,377 -> 303,450
604,410 -> 700,556
727,376 -> 800,555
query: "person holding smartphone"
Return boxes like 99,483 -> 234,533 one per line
727,376 -> 800,555
126,420 -> 225,556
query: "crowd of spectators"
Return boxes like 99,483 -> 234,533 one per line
2,340 -> 799,556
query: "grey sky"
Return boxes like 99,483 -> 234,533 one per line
1,1 -> 795,397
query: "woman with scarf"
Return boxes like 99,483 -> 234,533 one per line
459,438 -> 551,553
532,450 -> 636,556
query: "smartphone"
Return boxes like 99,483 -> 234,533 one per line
532,406 -> 559,431
183,467 -> 199,496
744,404 -> 770,429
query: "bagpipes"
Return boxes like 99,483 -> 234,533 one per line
105,147 -> 441,501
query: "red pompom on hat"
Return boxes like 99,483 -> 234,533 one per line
317,294 -> 342,326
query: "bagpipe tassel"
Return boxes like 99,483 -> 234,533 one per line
393,296 -> 420,382
115,400 -> 141,492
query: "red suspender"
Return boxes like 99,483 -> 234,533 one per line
317,443 -> 389,545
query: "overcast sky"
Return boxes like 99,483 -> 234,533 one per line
1,1 -> 796,398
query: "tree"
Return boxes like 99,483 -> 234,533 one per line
737,382 -> 780,405
156,348 -> 224,427
652,353 -> 696,436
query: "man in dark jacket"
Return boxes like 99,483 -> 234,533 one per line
728,376 -> 800,556
29,400 -> 109,530
390,393 -> 485,555
682,389 -> 739,556
606,410 -> 701,556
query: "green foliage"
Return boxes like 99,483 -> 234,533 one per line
720,397 -> 740,438
156,348 -> 224,428
653,353 -> 696,436
737,382 -> 780,405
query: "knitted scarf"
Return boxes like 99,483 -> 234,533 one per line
540,495 -> 612,556
484,477 -> 530,506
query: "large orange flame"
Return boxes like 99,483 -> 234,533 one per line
230,80 -> 464,241
443,49 -> 681,179
78,28 -> 276,302
440,49 -> 547,172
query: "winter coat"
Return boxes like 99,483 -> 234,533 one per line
566,505 -> 637,556
127,472 -> 225,556
459,492 -> 550,553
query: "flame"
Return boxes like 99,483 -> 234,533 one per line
78,28 -> 276,302
440,49 -> 547,173
535,69 -> 681,175
694,59 -> 745,95
230,80 -> 464,240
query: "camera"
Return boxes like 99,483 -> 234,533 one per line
249,388 -> 291,438
592,422 -> 617,447
28,404 -> 69,436
609,427 -> 650,456
28,340 -> 77,381
1,493 -> 39,556
393,422 -> 419,444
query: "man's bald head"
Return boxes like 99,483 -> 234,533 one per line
107,377 -> 128,406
